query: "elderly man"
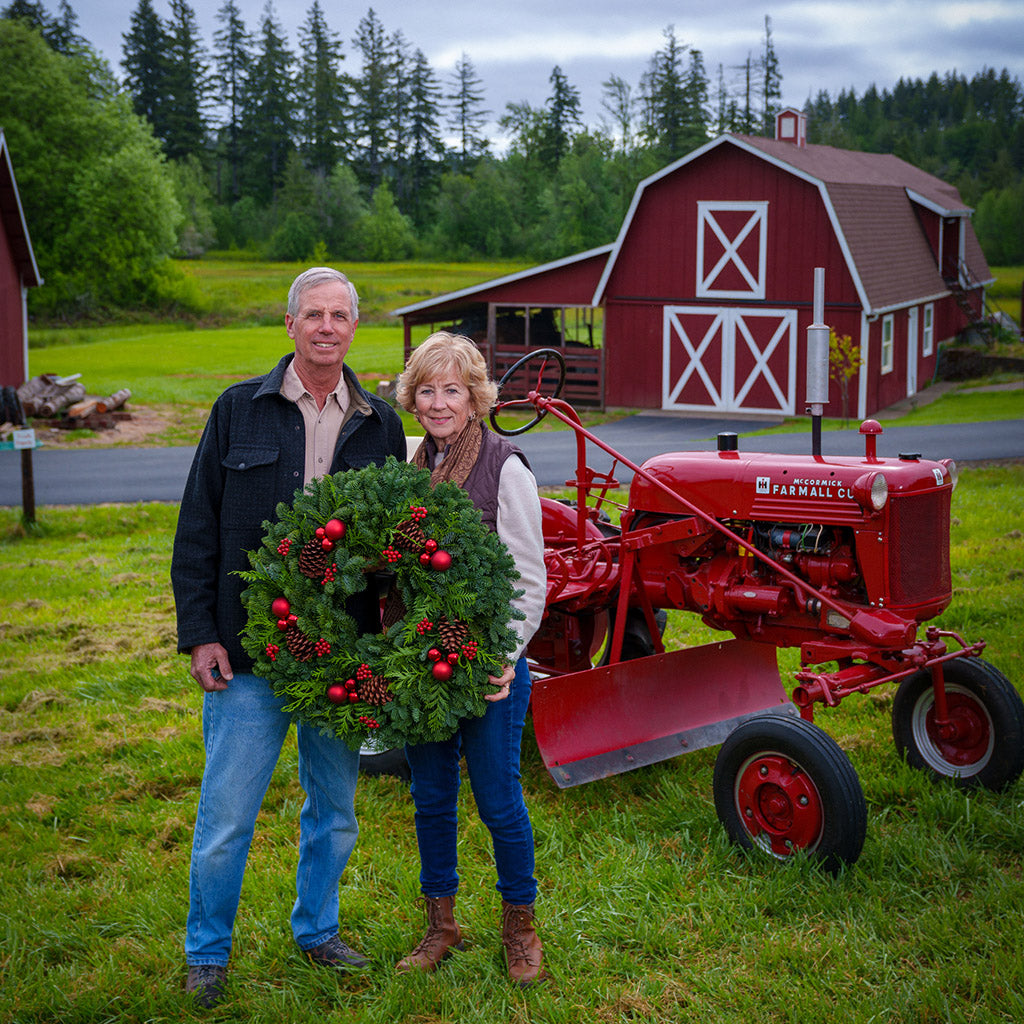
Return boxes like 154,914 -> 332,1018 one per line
172,267 -> 406,1009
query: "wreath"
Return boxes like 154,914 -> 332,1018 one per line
237,457 -> 524,750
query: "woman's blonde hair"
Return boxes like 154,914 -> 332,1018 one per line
396,331 -> 498,419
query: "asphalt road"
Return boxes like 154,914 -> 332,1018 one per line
3,415 -> 1022,508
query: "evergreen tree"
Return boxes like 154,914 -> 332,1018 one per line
163,0 -> 208,162
600,73 -> 636,153
1,0 -> 80,51
295,0 -> 345,176
639,26 -> 690,159
212,0 -> 252,202
539,65 -> 583,172
759,14 -> 782,134
350,7 -> 392,190
447,53 -> 490,171
403,47 -> 445,223
121,0 -> 168,140
239,2 -> 296,203
681,48 -> 710,147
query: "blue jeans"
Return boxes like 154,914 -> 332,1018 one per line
405,658 -> 537,906
185,674 -> 360,966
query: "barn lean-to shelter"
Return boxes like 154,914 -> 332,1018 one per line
0,129 -> 42,389
394,110 -> 992,420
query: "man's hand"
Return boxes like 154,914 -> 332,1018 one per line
485,663 -> 515,702
190,642 -> 234,692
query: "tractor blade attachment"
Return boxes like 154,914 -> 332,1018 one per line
531,639 -> 794,787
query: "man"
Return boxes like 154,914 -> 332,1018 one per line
171,267 -> 406,1009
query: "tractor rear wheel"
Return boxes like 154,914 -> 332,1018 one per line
713,714 -> 867,874
891,657 -> 1024,791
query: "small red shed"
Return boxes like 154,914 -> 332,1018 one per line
395,111 -> 992,419
0,130 -> 42,388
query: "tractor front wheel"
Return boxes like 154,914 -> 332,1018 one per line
891,657 -> 1024,791
713,714 -> 867,874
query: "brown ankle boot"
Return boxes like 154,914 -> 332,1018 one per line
396,895 -> 464,972
500,900 -> 548,987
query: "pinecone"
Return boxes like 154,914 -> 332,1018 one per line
360,673 -> 393,706
438,614 -> 470,652
393,518 -> 428,551
285,624 -> 316,662
298,538 -> 328,580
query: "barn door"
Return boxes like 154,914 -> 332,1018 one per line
663,306 -> 797,415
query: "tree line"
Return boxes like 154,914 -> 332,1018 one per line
1,0 -> 1022,320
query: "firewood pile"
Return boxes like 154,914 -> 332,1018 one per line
10,374 -> 133,431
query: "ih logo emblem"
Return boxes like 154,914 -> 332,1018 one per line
756,476 -> 771,494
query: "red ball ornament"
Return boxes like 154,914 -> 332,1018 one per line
430,550 -> 452,572
427,648 -> 442,662
419,552 -> 431,566
315,527 -> 326,539
324,518 -> 346,541
431,660 -> 453,681
326,684 -> 347,704
447,652 -> 459,664
271,597 -> 290,618
424,539 -> 438,554
277,618 -> 289,631
321,538 -> 334,551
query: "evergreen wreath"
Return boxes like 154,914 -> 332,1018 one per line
238,457 -> 524,750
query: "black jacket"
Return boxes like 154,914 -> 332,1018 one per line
171,353 -> 406,673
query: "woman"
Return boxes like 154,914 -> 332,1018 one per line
393,331 -> 548,987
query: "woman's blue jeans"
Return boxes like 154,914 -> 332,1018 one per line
185,673 -> 360,966
404,658 -> 537,906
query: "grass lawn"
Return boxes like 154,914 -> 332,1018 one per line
1,464 -> 1023,1023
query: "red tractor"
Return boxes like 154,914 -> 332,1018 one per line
491,348 -> 1024,873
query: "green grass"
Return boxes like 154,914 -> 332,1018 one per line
1,466 -> 1023,1022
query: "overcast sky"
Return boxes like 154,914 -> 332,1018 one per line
67,0 -> 1024,140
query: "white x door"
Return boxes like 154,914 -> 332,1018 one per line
663,305 -> 797,415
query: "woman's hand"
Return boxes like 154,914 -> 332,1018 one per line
485,663 -> 515,702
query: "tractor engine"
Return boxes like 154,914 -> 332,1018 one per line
621,426 -> 957,649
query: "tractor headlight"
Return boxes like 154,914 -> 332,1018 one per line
941,459 -> 959,490
854,471 -> 888,512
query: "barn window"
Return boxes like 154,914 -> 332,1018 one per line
696,201 -> 768,300
881,315 -> 895,374
922,303 -> 934,356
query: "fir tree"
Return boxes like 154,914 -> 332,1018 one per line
121,0 -> 168,140
163,0 -> 208,162
447,53 -> 490,171
295,0 -> 345,177
212,0 -> 252,202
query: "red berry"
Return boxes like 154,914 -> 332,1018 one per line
324,518 -> 346,541
431,660 -> 453,681
271,597 -> 290,618
430,550 -> 452,571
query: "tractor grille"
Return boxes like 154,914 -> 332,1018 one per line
886,489 -> 952,607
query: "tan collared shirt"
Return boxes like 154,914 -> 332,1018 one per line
281,361 -> 367,485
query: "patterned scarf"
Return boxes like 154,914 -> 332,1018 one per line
413,418 -> 484,488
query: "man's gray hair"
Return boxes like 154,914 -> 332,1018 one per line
287,267 -> 359,319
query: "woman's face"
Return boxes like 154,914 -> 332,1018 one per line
414,370 -> 473,445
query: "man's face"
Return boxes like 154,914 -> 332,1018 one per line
285,280 -> 357,379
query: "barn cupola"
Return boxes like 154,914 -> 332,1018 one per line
775,107 -> 807,147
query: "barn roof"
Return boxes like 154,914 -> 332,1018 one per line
391,244 -> 612,319
594,133 -> 991,314
0,130 -> 43,289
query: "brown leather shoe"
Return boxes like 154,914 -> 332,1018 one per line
186,964 -> 228,1008
396,895 -> 464,972
501,901 -> 549,987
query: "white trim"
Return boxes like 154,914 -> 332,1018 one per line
21,283 -> 30,381
0,130 -> 44,289
857,312 -> 870,421
695,201 -> 768,299
870,290 -> 950,317
391,244 -> 612,317
906,306 -> 919,397
905,188 -> 971,217
880,314 -> 895,375
922,303 -> 934,357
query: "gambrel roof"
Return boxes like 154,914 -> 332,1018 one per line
594,133 -> 991,316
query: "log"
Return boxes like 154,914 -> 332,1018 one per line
66,399 -> 99,419
96,388 -> 131,413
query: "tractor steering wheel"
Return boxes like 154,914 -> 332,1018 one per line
490,348 -> 566,436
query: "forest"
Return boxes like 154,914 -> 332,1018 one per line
1,0 -> 1023,319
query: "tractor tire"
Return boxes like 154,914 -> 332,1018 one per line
713,714 -> 867,874
891,656 -> 1024,791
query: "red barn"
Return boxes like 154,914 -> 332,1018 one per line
396,110 -> 992,419
0,130 -> 42,388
